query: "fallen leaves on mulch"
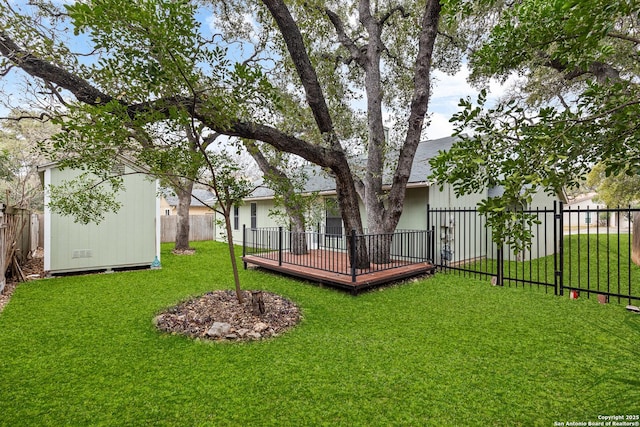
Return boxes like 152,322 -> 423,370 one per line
154,290 -> 301,342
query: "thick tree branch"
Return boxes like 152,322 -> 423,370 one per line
0,31 -> 112,106
2,8 -> 368,246
0,30 -> 342,172
242,139 -> 303,204
0,112 -> 53,122
324,8 -> 365,67
607,31 -> 640,45
261,0 -> 336,140
260,0 -> 366,245
378,5 -> 410,28
0,63 -> 15,76
387,0 -> 442,217
546,57 -> 621,84
211,119 -> 335,168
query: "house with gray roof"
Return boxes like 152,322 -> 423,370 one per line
217,136 -> 559,260
160,189 -> 215,216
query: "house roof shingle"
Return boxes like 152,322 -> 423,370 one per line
247,136 -> 457,200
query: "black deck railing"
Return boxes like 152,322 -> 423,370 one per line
242,225 -> 434,282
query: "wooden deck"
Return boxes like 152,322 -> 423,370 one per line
243,249 -> 435,293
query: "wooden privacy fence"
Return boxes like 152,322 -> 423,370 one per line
0,212 -> 6,293
1,208 -> 32,291
161,215 -> 215,243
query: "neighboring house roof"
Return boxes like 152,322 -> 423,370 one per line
247,136 -> 457,200
565,192 -> 603,206
163,189 -> 216,208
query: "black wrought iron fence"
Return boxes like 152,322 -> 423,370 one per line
427,202 -> 640,305
242,225 -> 434,282
562,204 -> 639,304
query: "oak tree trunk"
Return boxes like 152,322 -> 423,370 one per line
361,0 -> 442,264
174,180 -> 194,251
290,213 -> 308,255
333,164 -> 370,269
369,232 -> 393,265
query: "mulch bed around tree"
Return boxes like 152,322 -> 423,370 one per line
154,290 -> 301,342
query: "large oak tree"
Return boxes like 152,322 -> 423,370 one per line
0,0 -> 463,267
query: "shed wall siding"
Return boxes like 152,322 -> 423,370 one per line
47,166 -> 158,273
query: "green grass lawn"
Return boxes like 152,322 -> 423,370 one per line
1,241 -> 639,426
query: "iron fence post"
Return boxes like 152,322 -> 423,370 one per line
628,205 -> 633,306
278,226 -> 283,267
553,201 -> 559,295
242,224 -> 247,270
496,246 -> 504,286
558,201 -> 564,296
351,229 -> 357,282
430,226 -> 435,264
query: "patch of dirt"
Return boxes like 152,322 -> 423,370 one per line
154,290 -> 301,342
171,248 -> 196,255
0,250 -> 45,313
0,281 -> 18,312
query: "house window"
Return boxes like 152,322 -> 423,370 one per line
234,206 -> 239,230
325,198 -> 342,236
250,203 -> 257,229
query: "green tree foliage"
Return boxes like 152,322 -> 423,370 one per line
0,111 -> 56,211
429,0 -> 640,251
12,0 -> 269,222
586,163 -> 640,208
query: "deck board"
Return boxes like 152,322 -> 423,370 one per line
243,249 -> 435,293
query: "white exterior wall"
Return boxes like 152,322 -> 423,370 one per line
428,185 -> 487,266
428,185 -> 559,264
220,199 -> 282,246
563,196 -> 607,229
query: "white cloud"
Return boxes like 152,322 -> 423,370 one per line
425,112 -> 456,140
429,64 -> 520,123
432,64 -> 476,99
